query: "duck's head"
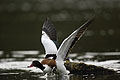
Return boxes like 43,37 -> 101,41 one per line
28,60 -> 45,71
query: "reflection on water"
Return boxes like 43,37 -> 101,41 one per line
0,51 -> 3,56
0,51 -> 120,80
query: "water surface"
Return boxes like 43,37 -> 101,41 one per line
0,51 -> 120,80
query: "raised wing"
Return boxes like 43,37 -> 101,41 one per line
41,18 -> 59,55
57,18 -> 94,60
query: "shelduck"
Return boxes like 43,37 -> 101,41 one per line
28,18 -> 94,75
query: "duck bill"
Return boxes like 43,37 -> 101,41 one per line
28,64 -> 33,68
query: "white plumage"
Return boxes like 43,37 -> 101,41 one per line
41,18 -> 94,75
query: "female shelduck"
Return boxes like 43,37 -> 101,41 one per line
28,18 -> 94,75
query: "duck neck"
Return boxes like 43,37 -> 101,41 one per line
37,64 -> 45,71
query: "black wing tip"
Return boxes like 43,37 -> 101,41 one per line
45,17 -> 50,21
80,17 -> 95,29
42,17 -> 57,41
44,17 -> 50,22
86,16 -> 95,25
43,17 -> 53,28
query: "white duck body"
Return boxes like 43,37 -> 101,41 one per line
43,64 -> 52,73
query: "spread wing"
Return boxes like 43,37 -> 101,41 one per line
56,18 -> 94,60
41,18 -> 59,54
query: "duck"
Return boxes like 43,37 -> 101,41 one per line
28,59 -> 55,73
28,17 -> 94,75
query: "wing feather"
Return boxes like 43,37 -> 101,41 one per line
57,18 -> 94,60
41,18 -> 58,54
42,19 -> 57,41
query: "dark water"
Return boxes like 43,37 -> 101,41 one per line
0,0 -> 120,80
0,0 -> 120,52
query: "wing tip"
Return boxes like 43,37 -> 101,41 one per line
43,17 -> 50,28
42,17 -> 58,41
80,16 -> 95,30
87,16 -> 95,24
45,17 -> 50,21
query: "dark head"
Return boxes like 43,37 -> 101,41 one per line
28,60 -> 45,71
